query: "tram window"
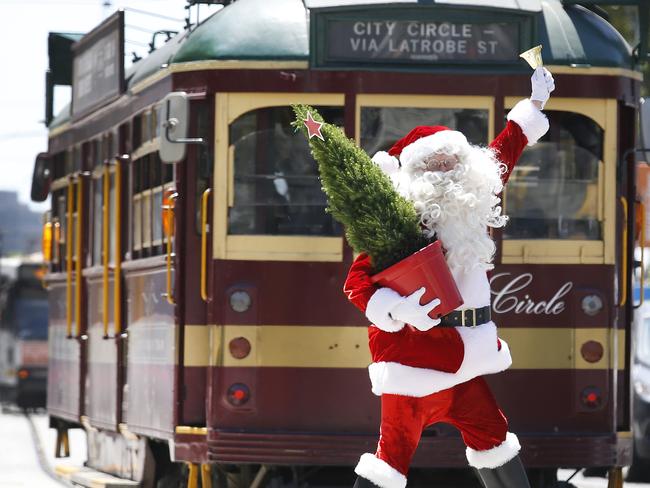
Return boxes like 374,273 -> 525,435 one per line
360,107 -> 489,156
132,152 -> 172,257
133,115 -> 142,149
92,178 -> 102,265
15,298 -> 48,341
53,152 -> 66,180
57,193 -> 66,267
504,111 -> 603,240
228,106 -> 343,236
133,194 -> 142,252
92,139 -> 101,168
109,173 -> 117,261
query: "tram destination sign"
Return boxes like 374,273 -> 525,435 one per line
71,11 -> 124,119
311,8 -> 535,69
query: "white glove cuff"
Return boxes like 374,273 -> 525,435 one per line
366,287 -> 406,333
507,99 -> 550,146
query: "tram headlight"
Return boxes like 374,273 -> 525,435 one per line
226,383 -> 250,406
229,291 -> 252,313
581,295 -> 603,316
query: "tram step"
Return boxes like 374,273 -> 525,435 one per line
54,464 -> 140,487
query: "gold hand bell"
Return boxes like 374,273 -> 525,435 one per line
520,45 -> 543,69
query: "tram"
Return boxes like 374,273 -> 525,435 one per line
32,0 -> 649,486
0,255 -> 48,409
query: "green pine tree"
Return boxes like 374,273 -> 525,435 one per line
292,104 -> 431,272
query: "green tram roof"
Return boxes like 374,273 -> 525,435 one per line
173,0 -> 309,63
170,0 -> 632,67
49,0 -> 636,130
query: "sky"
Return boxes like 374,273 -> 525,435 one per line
0,0 -> 219,213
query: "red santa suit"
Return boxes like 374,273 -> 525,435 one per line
345,99 -> 550,488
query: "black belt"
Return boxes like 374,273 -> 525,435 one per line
440,306 -> 491,328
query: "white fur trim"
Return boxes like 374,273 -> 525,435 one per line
466,432 -> 521,469
368,322 -> 512,397
507,99 -> 549,146
400,130 -> 470,171
366,288 -> 406,333
355,453 -> 407,488
372,151 -> 400,175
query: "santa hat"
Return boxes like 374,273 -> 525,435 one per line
371,125 -> 471,175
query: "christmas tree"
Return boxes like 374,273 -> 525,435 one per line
292,104 -> 431,272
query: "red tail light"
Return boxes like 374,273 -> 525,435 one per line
581,386 -> 601,408
227,383 -> 250,406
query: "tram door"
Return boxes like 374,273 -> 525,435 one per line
48,174 -> 87,421
168,97 -> 214,427
85,145 -> 126,432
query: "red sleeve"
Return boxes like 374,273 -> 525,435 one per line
343,253 -> 378,313
489,120 -> 529,186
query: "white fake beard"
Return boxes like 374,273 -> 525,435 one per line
406,146 -> 508,273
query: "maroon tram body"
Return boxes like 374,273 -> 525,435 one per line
36,0 -> 648,486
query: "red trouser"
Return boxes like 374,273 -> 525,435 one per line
376,376 -> 508,475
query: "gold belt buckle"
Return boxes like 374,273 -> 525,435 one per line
461,308 -> 477,327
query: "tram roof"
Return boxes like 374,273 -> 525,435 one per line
49,0 -> 637,130
168,0 -> 631,66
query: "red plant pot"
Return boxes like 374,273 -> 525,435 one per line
370,241 -> 464,319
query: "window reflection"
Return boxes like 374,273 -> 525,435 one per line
93,178 -> 102,265
228,106 -> 343,236
504,111 -> 603,240
360,107 -> 489,155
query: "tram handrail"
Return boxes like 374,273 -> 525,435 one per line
200,188 -> 212,303
114,159 -> 123,335
163,191 -> 178,305
75,177 -> 84,337
103,164 -> 110,338
66,180 -> 74,338
620,196 -> 628,307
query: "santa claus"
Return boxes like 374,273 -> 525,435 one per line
345,68 -> 555,488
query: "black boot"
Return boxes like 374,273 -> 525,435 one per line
476,455 -> 531,488
353,475 -> 381,488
